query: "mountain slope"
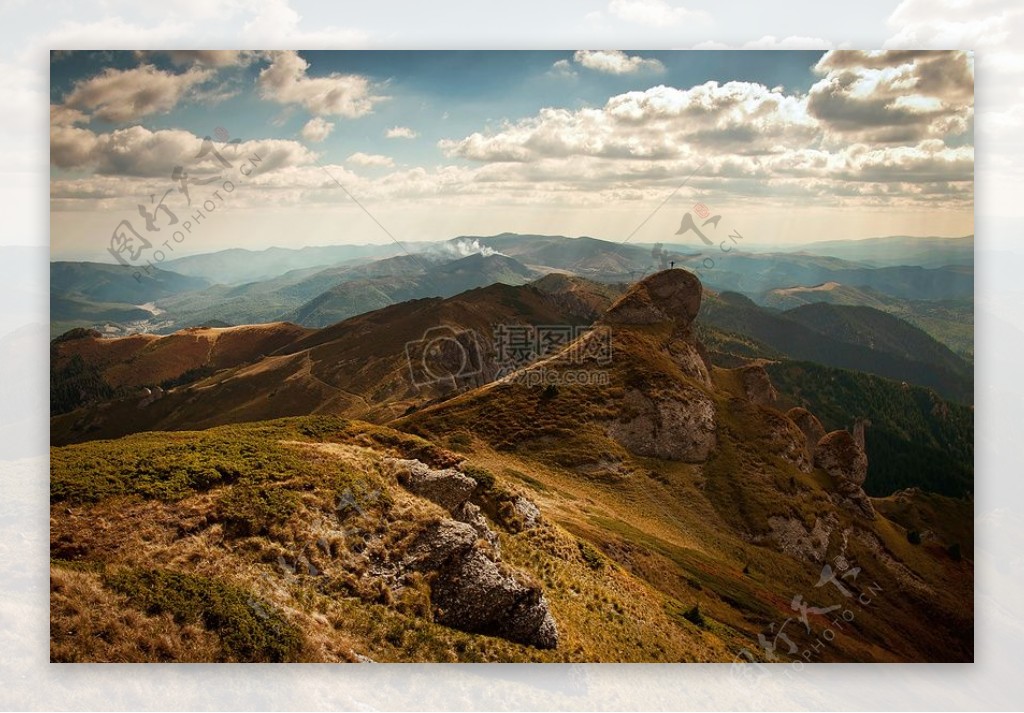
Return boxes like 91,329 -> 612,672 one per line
393,269 -> 972,663
679,252 -> 973,301
783,303 -> 969,378
699,292 -> 972,403
761,284 -> 973,361
162,244 -> 403,284
50,322 -> 312,416
50,270 -> 972,662
50,276 -> 624,445
283,253 -> 540,328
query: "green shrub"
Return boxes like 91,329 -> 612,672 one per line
216,482 -> 298,537
461,464 -> 496,492
577,540 -> 605,570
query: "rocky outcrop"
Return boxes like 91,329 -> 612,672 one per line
602,269 -> 712,386
788,408 -> 826,458
606,385 -> 717,462
739,364 -> 777,406
405,520 -> 558,649
391,459 -> 477,511
762,411 -> 813,473
814,430 -> 875,518
452,500 -> 500,550
766,514 -> 837,563
388,459 -> 556,647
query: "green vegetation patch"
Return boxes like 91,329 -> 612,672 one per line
104,567 -> 304,662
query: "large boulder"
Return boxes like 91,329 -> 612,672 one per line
788,408 -> 826,458
602,269 -> 702,328
739,364 -> 778,406
405,520 -> 558,649
814,430 -> 867,486
389,459 -> 477,511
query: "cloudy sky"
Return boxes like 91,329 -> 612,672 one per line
49,47 -> 973,261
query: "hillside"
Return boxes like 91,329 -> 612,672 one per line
783,303 -> 969,378
761,284 -> 973,360
699,292 -> 972,403
394,270 -> 972,662
50,322 -> 312,416
50,271 -> 972,663
163,244 -> 402,284
285,253 -> 540,328
51,262 -> 212,337
50,276 -> 624,444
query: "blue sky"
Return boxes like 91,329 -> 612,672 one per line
49,48 -> 974,260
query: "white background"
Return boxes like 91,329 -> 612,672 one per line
2,1 -> 1020,709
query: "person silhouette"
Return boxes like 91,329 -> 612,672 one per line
670,261 -> 675,269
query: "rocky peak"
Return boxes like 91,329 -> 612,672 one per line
601,269 -> 702,328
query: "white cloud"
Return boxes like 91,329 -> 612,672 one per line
300,117 -> 335,142
385,126 -> 419,139
63,64 -> 213,122
50,124 -> 315,177
573,50 -> 664,75
606,0 -> 710,27
346,152 -> 395,168
808,50 -> 974,142
549,59 -> 577,79
257,50 -> 386,117
440,82 -> 818,163
136,50 -> 262,67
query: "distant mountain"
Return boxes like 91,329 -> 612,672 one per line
51,261 -> 210,304
51,262 -> 212,337
699,292 -> 972,403
284,253 -> 540,328
162,244 -> 404,284
452,234 -> 654,278
786,235 -> 974,268
762,282 -> 893,311
761,283 -> 973,360
679,252 -> 973,301
783,303 -> 969,378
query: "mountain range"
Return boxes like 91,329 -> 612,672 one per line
51,269 -> 973,663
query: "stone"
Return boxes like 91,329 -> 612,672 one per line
405,519 -> 558,649
606,386 -> 717,462
510,496 -> 540,530
787,408 -> 826,458
739,364 -> 777,406
602,269 -> 702,328
452,500 -> 500,552
814,430 -> 875,518
814,430 -> 867,487
430,548 -> 558,649
389,458 -> 477,511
